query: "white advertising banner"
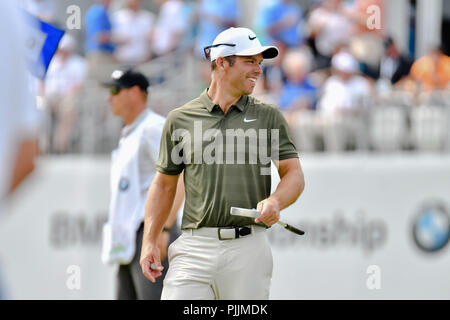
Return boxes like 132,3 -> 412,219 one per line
0,154 -> 449,299
269,154 -> 450,299
0,156 -> 115,299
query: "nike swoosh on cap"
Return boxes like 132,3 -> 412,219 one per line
244,118 -> 257,122
248,35 -> 256,40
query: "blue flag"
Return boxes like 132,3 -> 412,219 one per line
23,12 -> 65,80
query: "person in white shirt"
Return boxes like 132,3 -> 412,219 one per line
307,0 -> 355,68
101,68 -> 184,299
318,51 -> 371,115
111,0 -> 155,64
44,34 -> 86,153
152,0 -> 187,57
317,50 -> 372,151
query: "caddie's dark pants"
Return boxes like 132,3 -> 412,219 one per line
116,222 -> 179,300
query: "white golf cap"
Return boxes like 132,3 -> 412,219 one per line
206,27 -> 279,62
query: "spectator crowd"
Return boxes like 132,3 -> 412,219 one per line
22,0 -> 450,154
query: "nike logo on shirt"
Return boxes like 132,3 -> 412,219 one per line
244,118 -> 257,123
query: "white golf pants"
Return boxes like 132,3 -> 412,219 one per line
161,225 -> 273,300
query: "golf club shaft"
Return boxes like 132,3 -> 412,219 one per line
277,221 -> 305,235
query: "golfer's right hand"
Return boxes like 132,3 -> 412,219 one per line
158,230 -> 170,261
140,243 -> 164,283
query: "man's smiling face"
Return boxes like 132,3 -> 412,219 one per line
223,53 -> 263,96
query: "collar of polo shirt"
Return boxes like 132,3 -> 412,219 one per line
201,89 -> 248,113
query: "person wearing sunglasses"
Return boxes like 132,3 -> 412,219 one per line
140,27 -> 305,300
100,69 -> 184,299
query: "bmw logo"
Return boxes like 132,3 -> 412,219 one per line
412,201 -> 450,253
119,177 -> 130,191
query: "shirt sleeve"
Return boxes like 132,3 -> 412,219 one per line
156,111 -> 185,175
269,106 -> 299,160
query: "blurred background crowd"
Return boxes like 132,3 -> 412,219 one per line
20,0 -> 450,154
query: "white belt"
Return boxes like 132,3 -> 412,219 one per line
183,225 -> 265,240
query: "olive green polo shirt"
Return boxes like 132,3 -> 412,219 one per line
156,89 -> 299,229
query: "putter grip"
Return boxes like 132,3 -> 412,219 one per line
285,223 -> 305,235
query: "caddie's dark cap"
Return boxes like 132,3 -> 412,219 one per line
101,68 -> 150,93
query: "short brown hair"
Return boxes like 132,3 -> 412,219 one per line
211,55 -> 236,71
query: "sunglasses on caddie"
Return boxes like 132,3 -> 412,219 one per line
203,43 -> 236,60
110,86 -> 122,96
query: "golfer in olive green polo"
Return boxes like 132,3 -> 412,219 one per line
140,27 -> 305,300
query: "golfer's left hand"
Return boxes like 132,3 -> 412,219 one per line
255,198 -> 280,226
